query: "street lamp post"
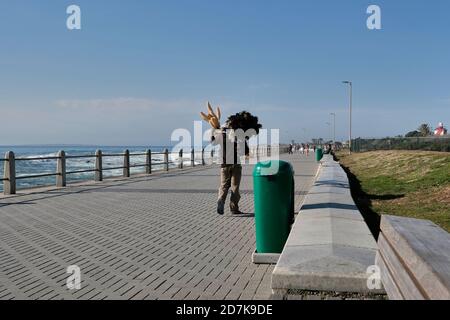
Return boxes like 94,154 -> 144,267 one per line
342,81 -> 352,154
330,112 -> 336,144
302,128 -> 307,143
326,122 -> 331,142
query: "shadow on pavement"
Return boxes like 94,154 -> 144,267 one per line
301,202 -> 358,210
228,213 -> 255,218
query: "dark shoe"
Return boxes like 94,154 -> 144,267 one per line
231,210 -> 244,215
217,201 -> 225,215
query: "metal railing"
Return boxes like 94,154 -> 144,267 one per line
0,158 -> 6,182
2,145 -> 288,195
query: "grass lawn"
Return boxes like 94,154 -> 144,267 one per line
336,150 -> 450,233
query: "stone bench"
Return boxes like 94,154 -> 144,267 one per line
376,215 -> 450,300
271,155 -> 385,299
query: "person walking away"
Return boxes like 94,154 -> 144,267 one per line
211,128 -> 246,215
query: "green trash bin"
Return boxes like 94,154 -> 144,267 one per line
316,147 -> 323,162
253,160 -> 294,254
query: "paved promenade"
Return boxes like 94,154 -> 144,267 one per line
0,154 -> 318,300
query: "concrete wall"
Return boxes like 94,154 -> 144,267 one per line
271,155 -> 385,299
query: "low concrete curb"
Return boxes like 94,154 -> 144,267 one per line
252,251 -> 280,264
271,155 -> 385,298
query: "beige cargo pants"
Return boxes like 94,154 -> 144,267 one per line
218,164 -> 242,212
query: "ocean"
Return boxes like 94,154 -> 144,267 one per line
0,145 -> 208,192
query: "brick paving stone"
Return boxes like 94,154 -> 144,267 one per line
172,287 -> 191,300
225,289 -> 245,300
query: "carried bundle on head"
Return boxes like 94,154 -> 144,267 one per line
225,111 -> 262,137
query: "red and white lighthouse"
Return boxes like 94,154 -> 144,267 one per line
434,122 -> 448,136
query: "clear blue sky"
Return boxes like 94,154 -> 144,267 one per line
0,0 -> 449,145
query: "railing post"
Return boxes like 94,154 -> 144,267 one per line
164,148 -> 169,171
95,150 -> 103,181
202,148 -> 205,166
3,151 -> 16,195
256,145 -> 260,162
123,149 -> 130,177
179,149 -> 183,169
268,145 -> 271,157
56,150 -> 66,188
191,148 -> 195,167
146,149 -> 152,174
